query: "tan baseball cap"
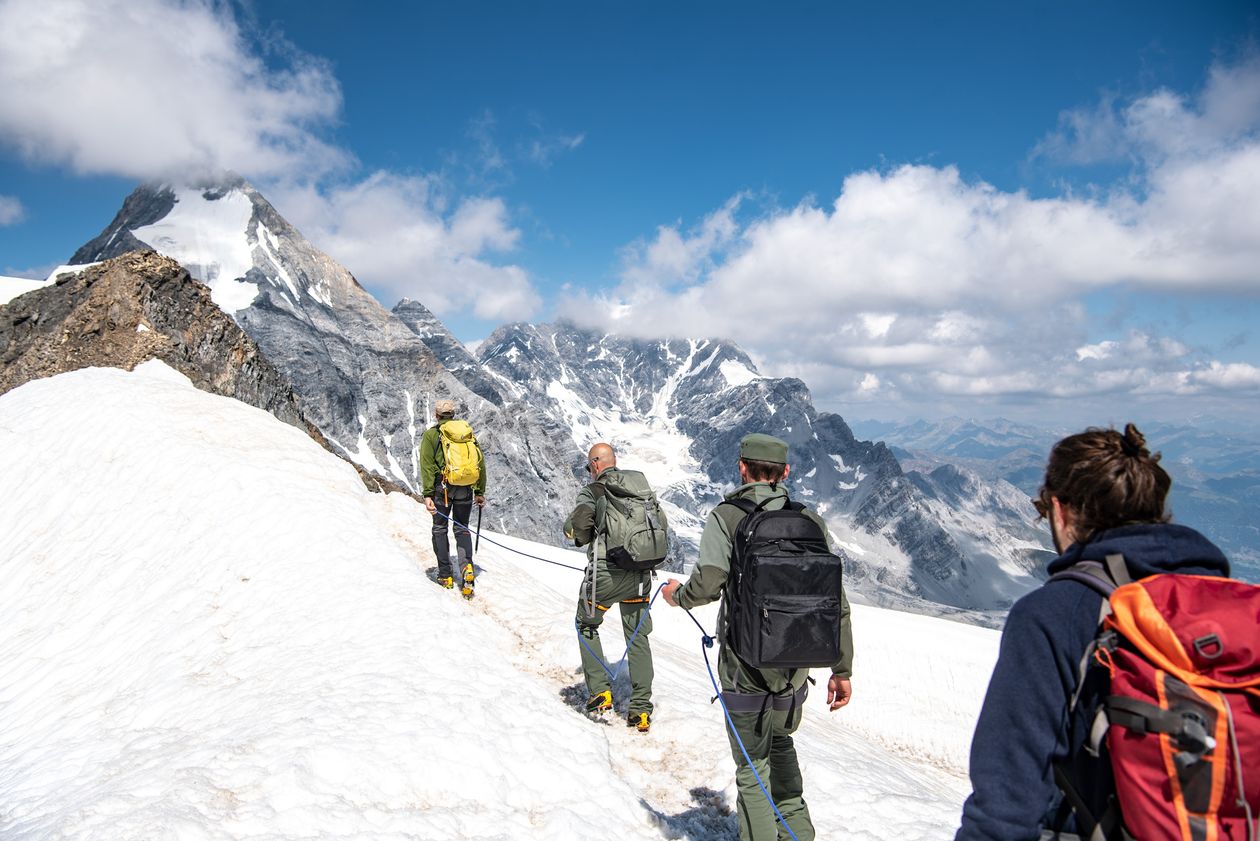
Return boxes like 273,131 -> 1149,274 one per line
435,399 -> 457,416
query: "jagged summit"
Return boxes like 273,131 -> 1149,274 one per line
73,174 -> 343,317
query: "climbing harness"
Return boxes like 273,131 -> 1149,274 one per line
575,581 -> 665,684
681,606 -> 804,841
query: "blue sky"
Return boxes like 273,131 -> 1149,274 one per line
1,0 -> 1258,425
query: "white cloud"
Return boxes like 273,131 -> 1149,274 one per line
270,172 -> 541,320
1190,361 -> 1260,391
1035,56 -> 1260,165
559,56 -> 1260,414
1076,340 -> 1118,361
0,194 -> 23,225
0,0 -> 348,180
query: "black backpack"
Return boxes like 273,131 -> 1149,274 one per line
720,494 -> 845,669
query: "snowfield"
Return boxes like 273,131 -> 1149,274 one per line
0,363 -> 998,839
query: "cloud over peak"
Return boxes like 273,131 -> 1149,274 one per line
560,55 -> 1260,417
0,0 -> 544,323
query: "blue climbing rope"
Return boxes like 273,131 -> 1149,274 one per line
683,607 -> 802,841
575,581 -> 665,683
431,506 -> 586,571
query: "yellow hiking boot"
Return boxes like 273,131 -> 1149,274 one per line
585,690 -> 613,714
437,575 -> 454,589
461,562 -> 475,599
627,712 -> 651,733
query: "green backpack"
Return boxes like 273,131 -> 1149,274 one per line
594,469 -> 670,572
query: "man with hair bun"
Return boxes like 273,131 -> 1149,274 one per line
955,423 -> 1232,841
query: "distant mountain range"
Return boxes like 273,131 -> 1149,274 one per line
474,323 -> 1052,622
850,417 -> 1260,581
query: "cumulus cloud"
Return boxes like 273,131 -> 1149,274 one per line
0,0 -> 347,180
271,172 -> 541,320
0,194 -> 24,225
559,56 -> 1260,414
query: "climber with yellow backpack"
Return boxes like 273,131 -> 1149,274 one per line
419,399 -> 486,598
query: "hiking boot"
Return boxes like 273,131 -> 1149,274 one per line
437,575 -> 455,589
461,562 -> 475,599
585,690 -> 613,714
627,712 -> 651,732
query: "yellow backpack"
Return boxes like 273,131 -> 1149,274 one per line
438,420 -> 481,487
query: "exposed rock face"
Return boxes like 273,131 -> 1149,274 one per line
392,298 -> 508,406
70,177 -> 580,543
0,251 -> 302,422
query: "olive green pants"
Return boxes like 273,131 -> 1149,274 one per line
575,563 -> 654,715
717,647 -> 814,841
726,706 -> 814,841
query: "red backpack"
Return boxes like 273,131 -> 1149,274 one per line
1050,555 -> 1260,841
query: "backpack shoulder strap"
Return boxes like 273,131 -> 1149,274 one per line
715,498 -> 755,535
1048,555 -> 1129,597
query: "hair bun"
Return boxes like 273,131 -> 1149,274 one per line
1120,423 -> 1145,458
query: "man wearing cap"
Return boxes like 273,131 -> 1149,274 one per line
419,399 -> 486,591
662,433 -> 854,841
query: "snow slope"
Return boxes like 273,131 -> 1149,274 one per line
0,364 -> 998,839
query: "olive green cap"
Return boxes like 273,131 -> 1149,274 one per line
740,433 -> 788,464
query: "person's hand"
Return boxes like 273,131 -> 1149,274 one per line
475,495 -> 486,508
827,675 -> 852,711
661,578 -> 682,607
424,497 -> 436,515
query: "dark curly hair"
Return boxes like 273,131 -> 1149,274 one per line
1034,423 -> 1171,542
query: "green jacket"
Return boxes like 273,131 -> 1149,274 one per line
418,420 -> 486,498
675,481 -> 854,683
563,476 -> 604,551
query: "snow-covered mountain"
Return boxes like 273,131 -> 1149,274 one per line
478,323 -> 1049,621
69,175 -> 580,542
0,361 -> 995,839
